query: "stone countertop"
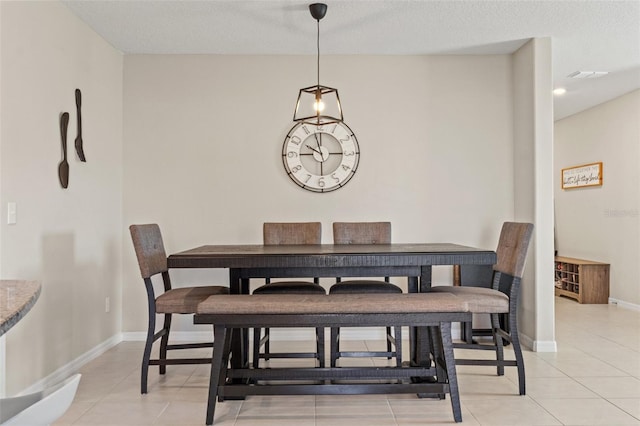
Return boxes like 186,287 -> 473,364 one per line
0,280 -> 41,337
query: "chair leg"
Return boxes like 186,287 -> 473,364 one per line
491,313 -> 505,376
386,326 -> 393,359
159,313 -> 172,375
264,328 -> 270,360
509,311 -> 526,395
462,320 -> 473,343
141,310 -> 156,394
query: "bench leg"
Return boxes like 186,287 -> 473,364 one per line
429,325 -> 446,399
440,321 -> 462,423
206,325 -> 229,426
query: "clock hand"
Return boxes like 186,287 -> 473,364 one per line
305,144 -> 322,155
314,132 -> 322,151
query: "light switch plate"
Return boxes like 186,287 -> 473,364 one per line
7,203 -> 16,225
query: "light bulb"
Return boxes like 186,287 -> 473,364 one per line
314,99 -> 325,112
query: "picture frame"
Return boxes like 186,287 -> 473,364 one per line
561,162 -> 603,189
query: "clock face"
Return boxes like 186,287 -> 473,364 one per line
282,122 -> 360,193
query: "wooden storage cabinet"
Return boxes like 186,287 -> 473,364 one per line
554,256 -> 610,304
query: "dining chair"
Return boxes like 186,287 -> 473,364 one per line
129,224 -> 229,394
430,221 -> 534,395
252,222 -> 326,368
328,222 -> 403,367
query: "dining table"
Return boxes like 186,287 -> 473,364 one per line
167,242 -> 497,372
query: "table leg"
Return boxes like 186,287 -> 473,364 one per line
228,270 -> 242,370
229,269 -> 241,294
407,276 -> 418,363
419,265 -> 432,292
206,324 -> 228,425
413,266 -> 433,367
227,270 -> 247,396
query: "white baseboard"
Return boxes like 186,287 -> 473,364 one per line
122,331 -> 213,342
609,297 -> 640,311
519,332 -> 534,351
475,331 -> 556,353
20,333 -> 123,396
122,328 -> 384,342
124,325 -> 466,342
531,339 -> 557,352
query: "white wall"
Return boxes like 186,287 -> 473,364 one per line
0,1 -> 558,393
0,1 -> 123,394
512,38 -> 556,351
122,54 -> 517,333
555,90 -> 640,307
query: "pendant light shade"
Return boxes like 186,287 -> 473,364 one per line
294,84 -> 342,125
293,3 -> 343,125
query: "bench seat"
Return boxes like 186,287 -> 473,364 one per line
197,292 -> 469,314
195,293 -> 470,425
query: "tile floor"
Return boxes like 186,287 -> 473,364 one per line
55,297 -> 640,425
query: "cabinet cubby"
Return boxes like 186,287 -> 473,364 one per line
554,256 -> 610,304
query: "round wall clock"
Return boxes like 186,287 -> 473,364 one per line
282,121 -> 360,193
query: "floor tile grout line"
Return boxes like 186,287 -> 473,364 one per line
384,397 -> 399,426
602,397 -> 640,422
527,392 -> 571,426
461,399 -> 482,426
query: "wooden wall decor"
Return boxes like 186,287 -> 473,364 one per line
75,89 -> 86,162
58,112 -> 69,188
561,162 -> 603,189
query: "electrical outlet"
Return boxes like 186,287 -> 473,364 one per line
7,202 -> 16,225
105,297 -> 110,313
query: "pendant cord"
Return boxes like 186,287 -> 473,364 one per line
316,19 -> 320,87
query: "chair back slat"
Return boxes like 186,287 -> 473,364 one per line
130,224 -> 168,279
494,222 -> 534,278
333,222 -> 391,244
263,222 -> 321,245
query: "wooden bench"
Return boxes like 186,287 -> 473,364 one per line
195,292 -> 470,425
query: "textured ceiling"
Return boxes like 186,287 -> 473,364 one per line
63,0 -> 640,120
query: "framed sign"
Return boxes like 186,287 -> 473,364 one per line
561,162 -> 603,189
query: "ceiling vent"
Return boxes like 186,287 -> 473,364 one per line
568,71 -> 609,79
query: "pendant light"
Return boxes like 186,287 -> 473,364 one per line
293,3 -> 343,125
